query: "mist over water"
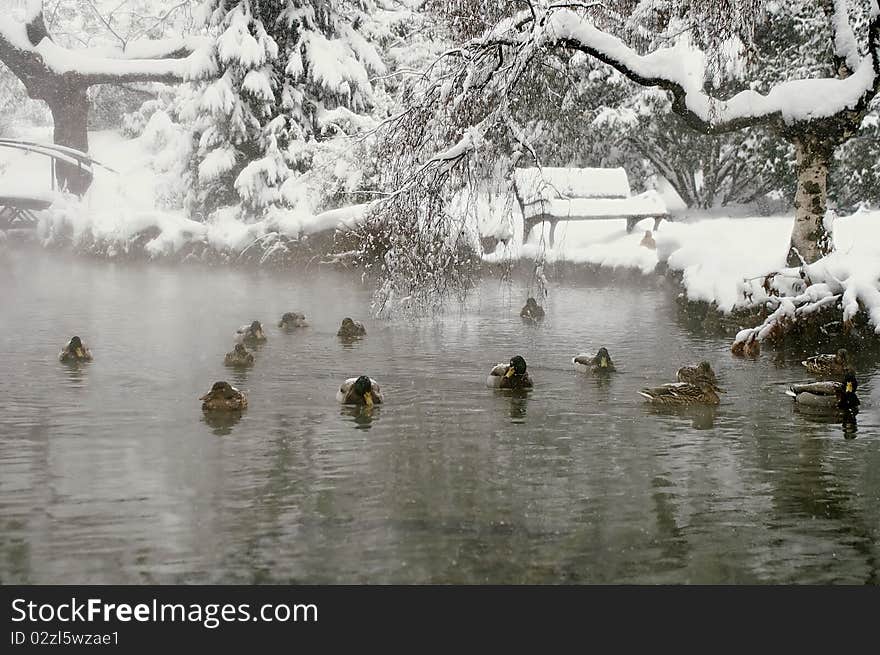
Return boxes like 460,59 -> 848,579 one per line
1,246 -> 878,583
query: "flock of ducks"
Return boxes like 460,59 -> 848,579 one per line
55,298 -> 862,416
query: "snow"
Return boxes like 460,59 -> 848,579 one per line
520,191 -> 667,220
541,8 -> 879,127
513,167 -> 632,201
483,206 -> 880,332
0,127 -> 374,259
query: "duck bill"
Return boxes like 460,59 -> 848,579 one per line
599,357 -> 607,368
505,367 -> 515,378
364,393 -> 374,408
845,382 -> 853,393
75,348 -> 84,358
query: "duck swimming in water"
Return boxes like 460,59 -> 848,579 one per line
801,348 -> 850,378
200,381 -> 248,411
59,336 -> 92,363
487,355 -> 534,390
278,312 -> 308,329
520,297 -> 545,322
638,379 -> 721,406
235,320 -> 267,345
572,347 -> 615,373
224,343 -> 254,367
337,375 -> 383,407
337,317 -> 367,338
786,369 -> 859,409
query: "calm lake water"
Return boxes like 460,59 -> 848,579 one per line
1,245 -> 878,584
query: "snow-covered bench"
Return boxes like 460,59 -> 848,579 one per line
512,167 -> 669,247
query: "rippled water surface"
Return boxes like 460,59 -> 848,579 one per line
1,246 -> 878,583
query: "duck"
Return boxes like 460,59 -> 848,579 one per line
58,336 -> 92,363
200,381 -> 248,411
786,369 -> 859,409
520,297 -> 545,322
801,348 -> 850,378
224,343 -> 254,367
640,230 -> 656,250
731,334 -> 760,357
235,320 -> 267,345
278,312 -> 308,329
337,375 -> 383,407
572,347 -> 616,373
676,361 -> 720,388
487,355 -> 534,390
337,317 -> 367,338
638,380 -> 720,406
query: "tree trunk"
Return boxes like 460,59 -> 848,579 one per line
45,86 -> 92,196
787,134 -> 834,267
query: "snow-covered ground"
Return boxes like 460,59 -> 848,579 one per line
484,206 -> 880,324
0,126 -> 370,260
2,126 -> 879,331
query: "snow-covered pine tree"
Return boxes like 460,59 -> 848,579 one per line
181,0 -> 385,220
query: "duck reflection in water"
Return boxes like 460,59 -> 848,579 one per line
794,405 -> 859,439
341,404 -> 379,430
646,404 -> 717,430
202,410 -> 244,436
508,393 -> 529,423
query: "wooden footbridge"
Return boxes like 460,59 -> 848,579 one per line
0,139 -> 116,228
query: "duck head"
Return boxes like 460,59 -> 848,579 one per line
353,375 -> 374,407
596,347 -> 612,369
250,320 -> 264,339
234,343 -> 248,355
836,348 -> 850,365
341,317 -> 355,329
840,369 -> 859,407
68,336 -> 85,358
506,355 -> 528,378
202,380 -> 234,400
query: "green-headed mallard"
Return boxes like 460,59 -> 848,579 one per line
224,343 -> 254,367
520,297 -> 545,322
58,336 -> 92,363
676,361 -> 720,388
638,380 -> 720,406
786,369 -> 859,409
487,355 -> 534,390
200,381 -> 248,411
337,317 -> 367,338
801,348 -> 850,378
235,320 -> 267,345
337,375 -> 383,407
572,347 -> 616,373
278,312 -> 308,329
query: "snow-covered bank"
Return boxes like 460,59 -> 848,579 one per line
0,127 -> 371,264
484,207 -> 880,337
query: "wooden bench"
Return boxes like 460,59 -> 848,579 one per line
0,195 -> 53,227
512,167 -> 669,247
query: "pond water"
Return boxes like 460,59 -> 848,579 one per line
1,245 -> 878,584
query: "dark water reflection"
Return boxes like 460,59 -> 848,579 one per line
0,246 -> 878,584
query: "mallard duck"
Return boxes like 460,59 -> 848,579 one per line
224,343 -> 254,367
200,381 -> 248,411
337,317 -> 367,338
337,375 -> 383,407
278,312 -> 308,329
638,380 -> 720,406
786,369 -> 859,409
676,361 -> 720,388
487,355 -> 534,390
572,347 -> 616,373
520,297 -> 545,322
235,320 -> 267,345
640,230 -> 656,250
801,348 -> 850,378
58,336 -> 92,363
